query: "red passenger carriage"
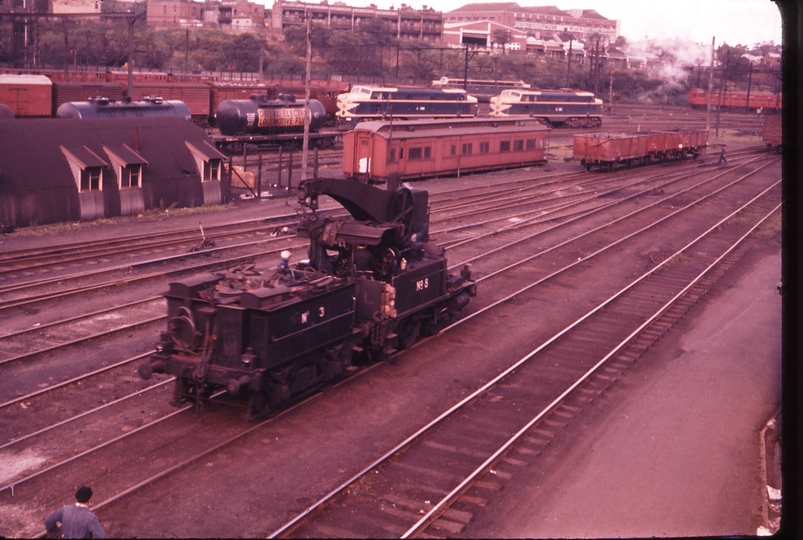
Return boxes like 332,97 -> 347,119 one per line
343,118 -> 550,182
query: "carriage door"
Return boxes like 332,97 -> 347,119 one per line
356,132 -> 373,180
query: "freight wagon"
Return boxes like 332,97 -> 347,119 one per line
52,81 -> 125,114
0,74 -> 52,117
124,82 -> 212,119
688,87 -> 781,112
343,118 -> 549,182
762,113 -> 782,152
573,130 -> 708,172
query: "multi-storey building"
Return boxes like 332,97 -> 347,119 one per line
271,0 -> 443,42
445,2 -> 619,46
148,0 -> 265,30
146,0 -> 204,27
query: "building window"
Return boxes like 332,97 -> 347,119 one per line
479,141 -> 490,153
103,144 -> 148,190
61,145 -> 108,193
500,140 -> 511,152
186,141 -> 227,183
81,167 -> 103,191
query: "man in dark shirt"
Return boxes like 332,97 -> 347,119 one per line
44,486 -> 106,539
718,144 -> 728,165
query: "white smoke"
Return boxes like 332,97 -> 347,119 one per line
622,38 -> 712,101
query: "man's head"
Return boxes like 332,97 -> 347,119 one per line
75,487 -> 92,504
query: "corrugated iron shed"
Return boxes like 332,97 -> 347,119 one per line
0,117 -> 228,228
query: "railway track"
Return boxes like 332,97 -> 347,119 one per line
0,139 -> 780,536
271,185 -> 779,538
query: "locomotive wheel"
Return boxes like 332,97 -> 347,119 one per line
397,320 -> 421,350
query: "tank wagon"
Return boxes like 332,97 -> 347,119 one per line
138,178 -> 477,419
762,113 -> 782,153
215,94 -> 327,136
490,89 -> 603,128
688,87 -> 781,112
212,94 -> 338,152
336,85 -> 479,129
574,130 -> 708,171
344,117 -> 549,182
56,96 -> 192,120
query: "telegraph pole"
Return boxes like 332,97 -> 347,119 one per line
566,37 -> 573,87
301,11 -> 312,183
128,15 -> 135,99
706,37 -> 715,132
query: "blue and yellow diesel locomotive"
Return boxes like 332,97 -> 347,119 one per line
336,85 -> 479,129
490,88 -> 603,128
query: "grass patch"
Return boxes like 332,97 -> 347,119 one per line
7,202 -> 239,238
708,128 -> 763,147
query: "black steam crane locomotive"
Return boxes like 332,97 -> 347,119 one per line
138,178 -> 476,419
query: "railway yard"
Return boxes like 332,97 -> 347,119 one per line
0,105 -> 783,537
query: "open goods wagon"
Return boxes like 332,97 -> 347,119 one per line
574,130 -> 708,171
343,117 -> 550,182
762,113 -> 782,152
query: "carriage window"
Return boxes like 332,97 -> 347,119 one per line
526,139 -> 536,150
500,141 -> 511,152
462,143 -> 473,155
450,144 -> 456,155
513,140 -> 524,151
424,146 -> 431,158
389,148 -> 396,162
479,142 -> 490,154
409,147 -> 423,160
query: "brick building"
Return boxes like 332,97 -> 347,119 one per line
148,0 -> 264,30
146,0 -> 205,27
271,0 -> 443,42
445,2 -> 619,46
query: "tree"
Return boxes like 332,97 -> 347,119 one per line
491,29 -> 511,55
225,33 -> 262,72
